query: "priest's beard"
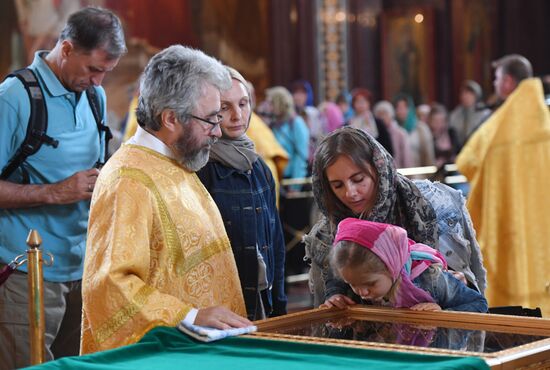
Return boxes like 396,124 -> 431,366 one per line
172,130 -> 216,172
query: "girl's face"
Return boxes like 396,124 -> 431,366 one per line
339,265 -> 393,302
219,79 -> 251,139
325,154 -> 378,215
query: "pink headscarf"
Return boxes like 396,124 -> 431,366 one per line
320,102 -> 345,133
334,218 -> 447,308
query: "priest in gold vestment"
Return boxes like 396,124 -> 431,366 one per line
457,77 -> 550,317
81,45 -> 250,354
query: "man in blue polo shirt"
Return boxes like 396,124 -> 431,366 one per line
0,7 -> 126,368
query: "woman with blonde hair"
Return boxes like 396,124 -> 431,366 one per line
263,86 -> 310,181
197,67 -> 287,320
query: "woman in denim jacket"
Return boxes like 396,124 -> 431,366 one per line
325,218 -> 487,312
304,127 -> 486,308
197,67 -> 287,320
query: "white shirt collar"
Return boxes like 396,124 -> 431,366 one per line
126,126 -> 176,160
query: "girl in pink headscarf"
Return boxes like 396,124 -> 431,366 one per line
325,218 -> 487,312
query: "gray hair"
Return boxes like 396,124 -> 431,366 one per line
59,7 -> 126,59
136,45 -> 231,131
373,100 -> 395,119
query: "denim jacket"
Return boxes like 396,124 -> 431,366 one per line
197,158 -> 287,319
414,180 -> 487,294
413,266 -> 488,312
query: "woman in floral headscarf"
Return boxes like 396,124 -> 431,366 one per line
303,127 -> 486,307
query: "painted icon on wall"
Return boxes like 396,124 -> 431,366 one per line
381,6 -> 436,105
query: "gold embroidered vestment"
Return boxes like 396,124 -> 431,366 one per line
457,79 -> 550,317
81,145 -> 246,353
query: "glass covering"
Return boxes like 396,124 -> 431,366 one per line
269,316 -> 548,353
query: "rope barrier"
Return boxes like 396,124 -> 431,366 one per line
0,254 -> 26,286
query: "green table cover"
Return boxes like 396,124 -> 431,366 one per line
26,326 -> 489,370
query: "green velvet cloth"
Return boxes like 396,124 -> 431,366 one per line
26,326 -> 489,370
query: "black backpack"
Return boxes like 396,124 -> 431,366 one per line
0,68 -> 112,182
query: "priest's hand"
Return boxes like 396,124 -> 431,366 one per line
195,306 -> 253,329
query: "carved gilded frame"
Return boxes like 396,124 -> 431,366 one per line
251,307 -> 550,369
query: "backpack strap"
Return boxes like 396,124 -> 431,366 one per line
0,68 -> 58,181
86,86 -> 113,167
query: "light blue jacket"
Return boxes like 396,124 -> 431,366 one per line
271,116 -> 310,180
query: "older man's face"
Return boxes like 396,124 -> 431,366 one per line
172,83 -> 222,171
58,41 -> 120,92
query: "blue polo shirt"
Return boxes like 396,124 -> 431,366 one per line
0,51 -> 105,282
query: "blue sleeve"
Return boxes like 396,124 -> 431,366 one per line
293,116 -> 310,179
417,268 -> 488,313
263,159 -> 287,316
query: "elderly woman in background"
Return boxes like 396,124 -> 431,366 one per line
373,100 -> 413,169
263,86 -> 310,182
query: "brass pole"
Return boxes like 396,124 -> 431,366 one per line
26,230 -> 45,365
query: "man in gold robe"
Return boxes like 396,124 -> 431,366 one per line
81,45 -> 250,354
457,54 -> 550,317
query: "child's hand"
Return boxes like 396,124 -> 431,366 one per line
319,294 -> 356,309
410,302 -> 442,311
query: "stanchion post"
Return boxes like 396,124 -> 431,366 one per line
26,229 -> 45,365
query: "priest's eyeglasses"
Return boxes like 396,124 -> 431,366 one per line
188,114 -> 223,132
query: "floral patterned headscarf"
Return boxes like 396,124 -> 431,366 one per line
311,127 -> 438,248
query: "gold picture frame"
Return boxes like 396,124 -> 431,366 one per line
252,306 -> 550,369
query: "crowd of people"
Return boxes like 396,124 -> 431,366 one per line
254,75 -> 498,183
1,5 -> 548,369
